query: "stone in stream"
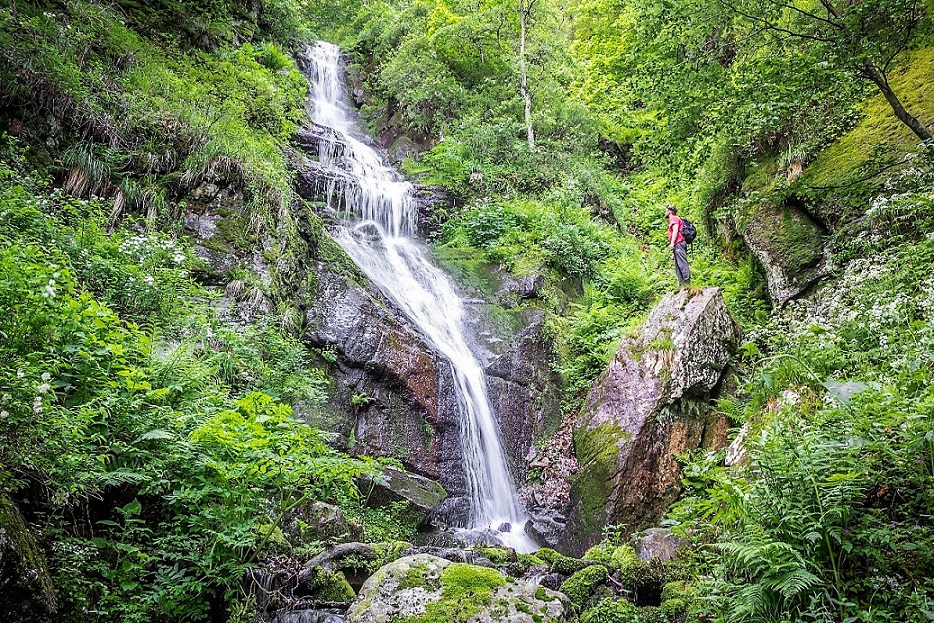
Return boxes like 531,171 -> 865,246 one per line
345,554 -> 572,623
562,287 -> 741,554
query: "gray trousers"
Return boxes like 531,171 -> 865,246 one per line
673,241 -> 690,285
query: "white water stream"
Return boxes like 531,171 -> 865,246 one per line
303,42 -> 536,553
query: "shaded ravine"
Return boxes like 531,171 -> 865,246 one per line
302,42 -> 536,552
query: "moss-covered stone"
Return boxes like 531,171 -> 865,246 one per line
550,554 -> 594,576
568,421 -> 628,549
800,46 -> 934,222
304,567 -> 356,602
0,494 -> 56,622
559,564 -> 608,609
582,543 -> 640,571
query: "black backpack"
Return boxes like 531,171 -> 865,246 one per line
681,218 -> 697,244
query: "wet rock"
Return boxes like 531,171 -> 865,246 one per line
305,543 -> 379,572
427,496 -> 472,529
564,288 -> 741,554
495,273 -> 547,308
270,610 -> 345,623
401,546 -> 494,567
345,554 -> 571,623
357,466 -> 447,520
300,258 -> 465,494
282,501 -> 359,545
486,313 -> 564,483
0,495 -> 56,622
629,528 -> 688,562
523,509 -> 567,550
738,200 -> 832,306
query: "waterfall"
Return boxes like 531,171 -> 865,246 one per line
302,42 -> 536,553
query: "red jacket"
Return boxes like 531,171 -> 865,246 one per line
668,214 -> 685,245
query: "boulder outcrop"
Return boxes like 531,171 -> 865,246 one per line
563,287 -> 740,554
345,554 -> 572,623
738,200 -> 832,306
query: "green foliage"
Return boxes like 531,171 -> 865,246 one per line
581,598 -> 640,623
668,237 -> 934,621
0,152 -> 374,621
0,0 -> 308,223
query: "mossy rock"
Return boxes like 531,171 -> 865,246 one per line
559,564 -> 609,610
568,422 -> 629,549
582,544 -> 639,571
535,548 -> 561,563
0,495 -> 56,622
550,554 -> 593,576
302,567 -> 356,602
478,546 -> 516,565
347,554 -> 572,623
517,553 -> 547,569
800,46 -> 934,223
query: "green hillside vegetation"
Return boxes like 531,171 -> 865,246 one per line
1,0 -> 933,620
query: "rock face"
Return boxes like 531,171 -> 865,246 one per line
346,554 -> 571,623
302,258 -> 465,493
0,495 -> 56,622
564,288 -> 740,554
485,313 -> 564,483
738,200 -> 832,306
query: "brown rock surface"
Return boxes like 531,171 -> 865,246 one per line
562,287 -> 741,554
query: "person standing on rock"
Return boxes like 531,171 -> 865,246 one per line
666,204 -> 690,286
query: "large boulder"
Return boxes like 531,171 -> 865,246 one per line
357,466 -> 447,526
737,199 -> 832,306
0,495 -> 56,622
345,554 -> 571,623
563,288 -> 740,554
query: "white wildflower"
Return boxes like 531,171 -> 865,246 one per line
38,383 -> 51,394
41,372 -> 51,382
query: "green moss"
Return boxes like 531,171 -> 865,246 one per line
518,553 -> 547,568
434,243 -> 503,299
801,46 -> 934,216
550,554 -> 593,576
402,563 -> 510,623
570,422 -> 629,544
305,567 -> 356,602
0,494 -> 55,605
740,201 -> 825,270
215,214 -> 252,252
479,546 -> 515,565
560,564 -> 609,609
535,548 -> 561,563
583,543 -> 640,571
399,562 -> 437,590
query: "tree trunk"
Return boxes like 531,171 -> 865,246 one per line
862,59 -> 932,142
519,0 -> 535,151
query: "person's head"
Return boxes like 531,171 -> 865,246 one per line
665,204 -> 678,216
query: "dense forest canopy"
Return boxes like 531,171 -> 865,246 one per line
0,0 -> 932,621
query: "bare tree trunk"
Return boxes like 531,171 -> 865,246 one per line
519,0 -> 535,151
861,60 -> 931,142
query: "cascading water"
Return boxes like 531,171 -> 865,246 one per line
303,41 -> 537,553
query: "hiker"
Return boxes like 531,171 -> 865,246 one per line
665,204 -> 690,286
